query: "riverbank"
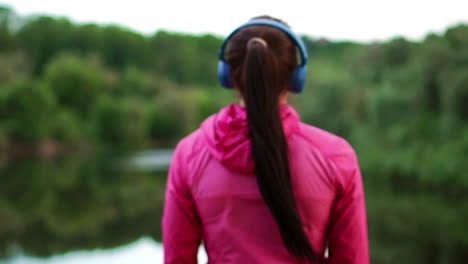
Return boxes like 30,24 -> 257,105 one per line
0,139 -> 93,159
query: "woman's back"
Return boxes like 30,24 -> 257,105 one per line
162,103 -> 369,263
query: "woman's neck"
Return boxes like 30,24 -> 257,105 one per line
238,91 -> 289,107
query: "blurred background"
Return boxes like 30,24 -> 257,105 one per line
0,1 -> 467,263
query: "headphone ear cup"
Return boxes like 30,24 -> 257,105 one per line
219,60 -> 307,91
218,61 -> 234,88
289,65 -> 307,93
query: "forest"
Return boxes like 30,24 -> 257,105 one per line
0,5 -> 467,264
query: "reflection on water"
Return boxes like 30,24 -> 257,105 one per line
0,153 -> 168,259
124,149 -> 173,172
0,150 -> 467,263
0,237 -> 208,264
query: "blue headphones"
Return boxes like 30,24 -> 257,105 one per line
218,18 -> 309,93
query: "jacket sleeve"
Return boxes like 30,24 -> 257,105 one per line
327,140 -> 369,264
162,140 -> 202,264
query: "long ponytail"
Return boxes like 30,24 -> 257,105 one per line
240,36 -> 321,263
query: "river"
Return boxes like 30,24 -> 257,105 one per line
1,238 -> 208,264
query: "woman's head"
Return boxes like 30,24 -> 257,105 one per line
219,16 -> 322,263
224,15 -> 298,99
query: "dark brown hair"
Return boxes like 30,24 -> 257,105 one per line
225,16 -> 322,263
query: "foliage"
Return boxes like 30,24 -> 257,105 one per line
0,79 -> 56,142
42,53 -> 106,117
91,95 -> 149,150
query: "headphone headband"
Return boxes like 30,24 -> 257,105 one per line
218,18 -> 308,66
217,18 -> 309,93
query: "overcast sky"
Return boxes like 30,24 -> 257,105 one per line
2,0 -> 468,42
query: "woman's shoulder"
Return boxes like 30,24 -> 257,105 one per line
173,128 -> 205,159
296,122 -> 361,190
296,122 -> 358,165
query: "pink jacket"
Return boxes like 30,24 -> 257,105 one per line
162,104 -> 369,264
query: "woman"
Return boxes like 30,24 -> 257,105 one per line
162,16 -> 369,264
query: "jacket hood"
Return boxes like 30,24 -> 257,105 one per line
201,103 -> 301,173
